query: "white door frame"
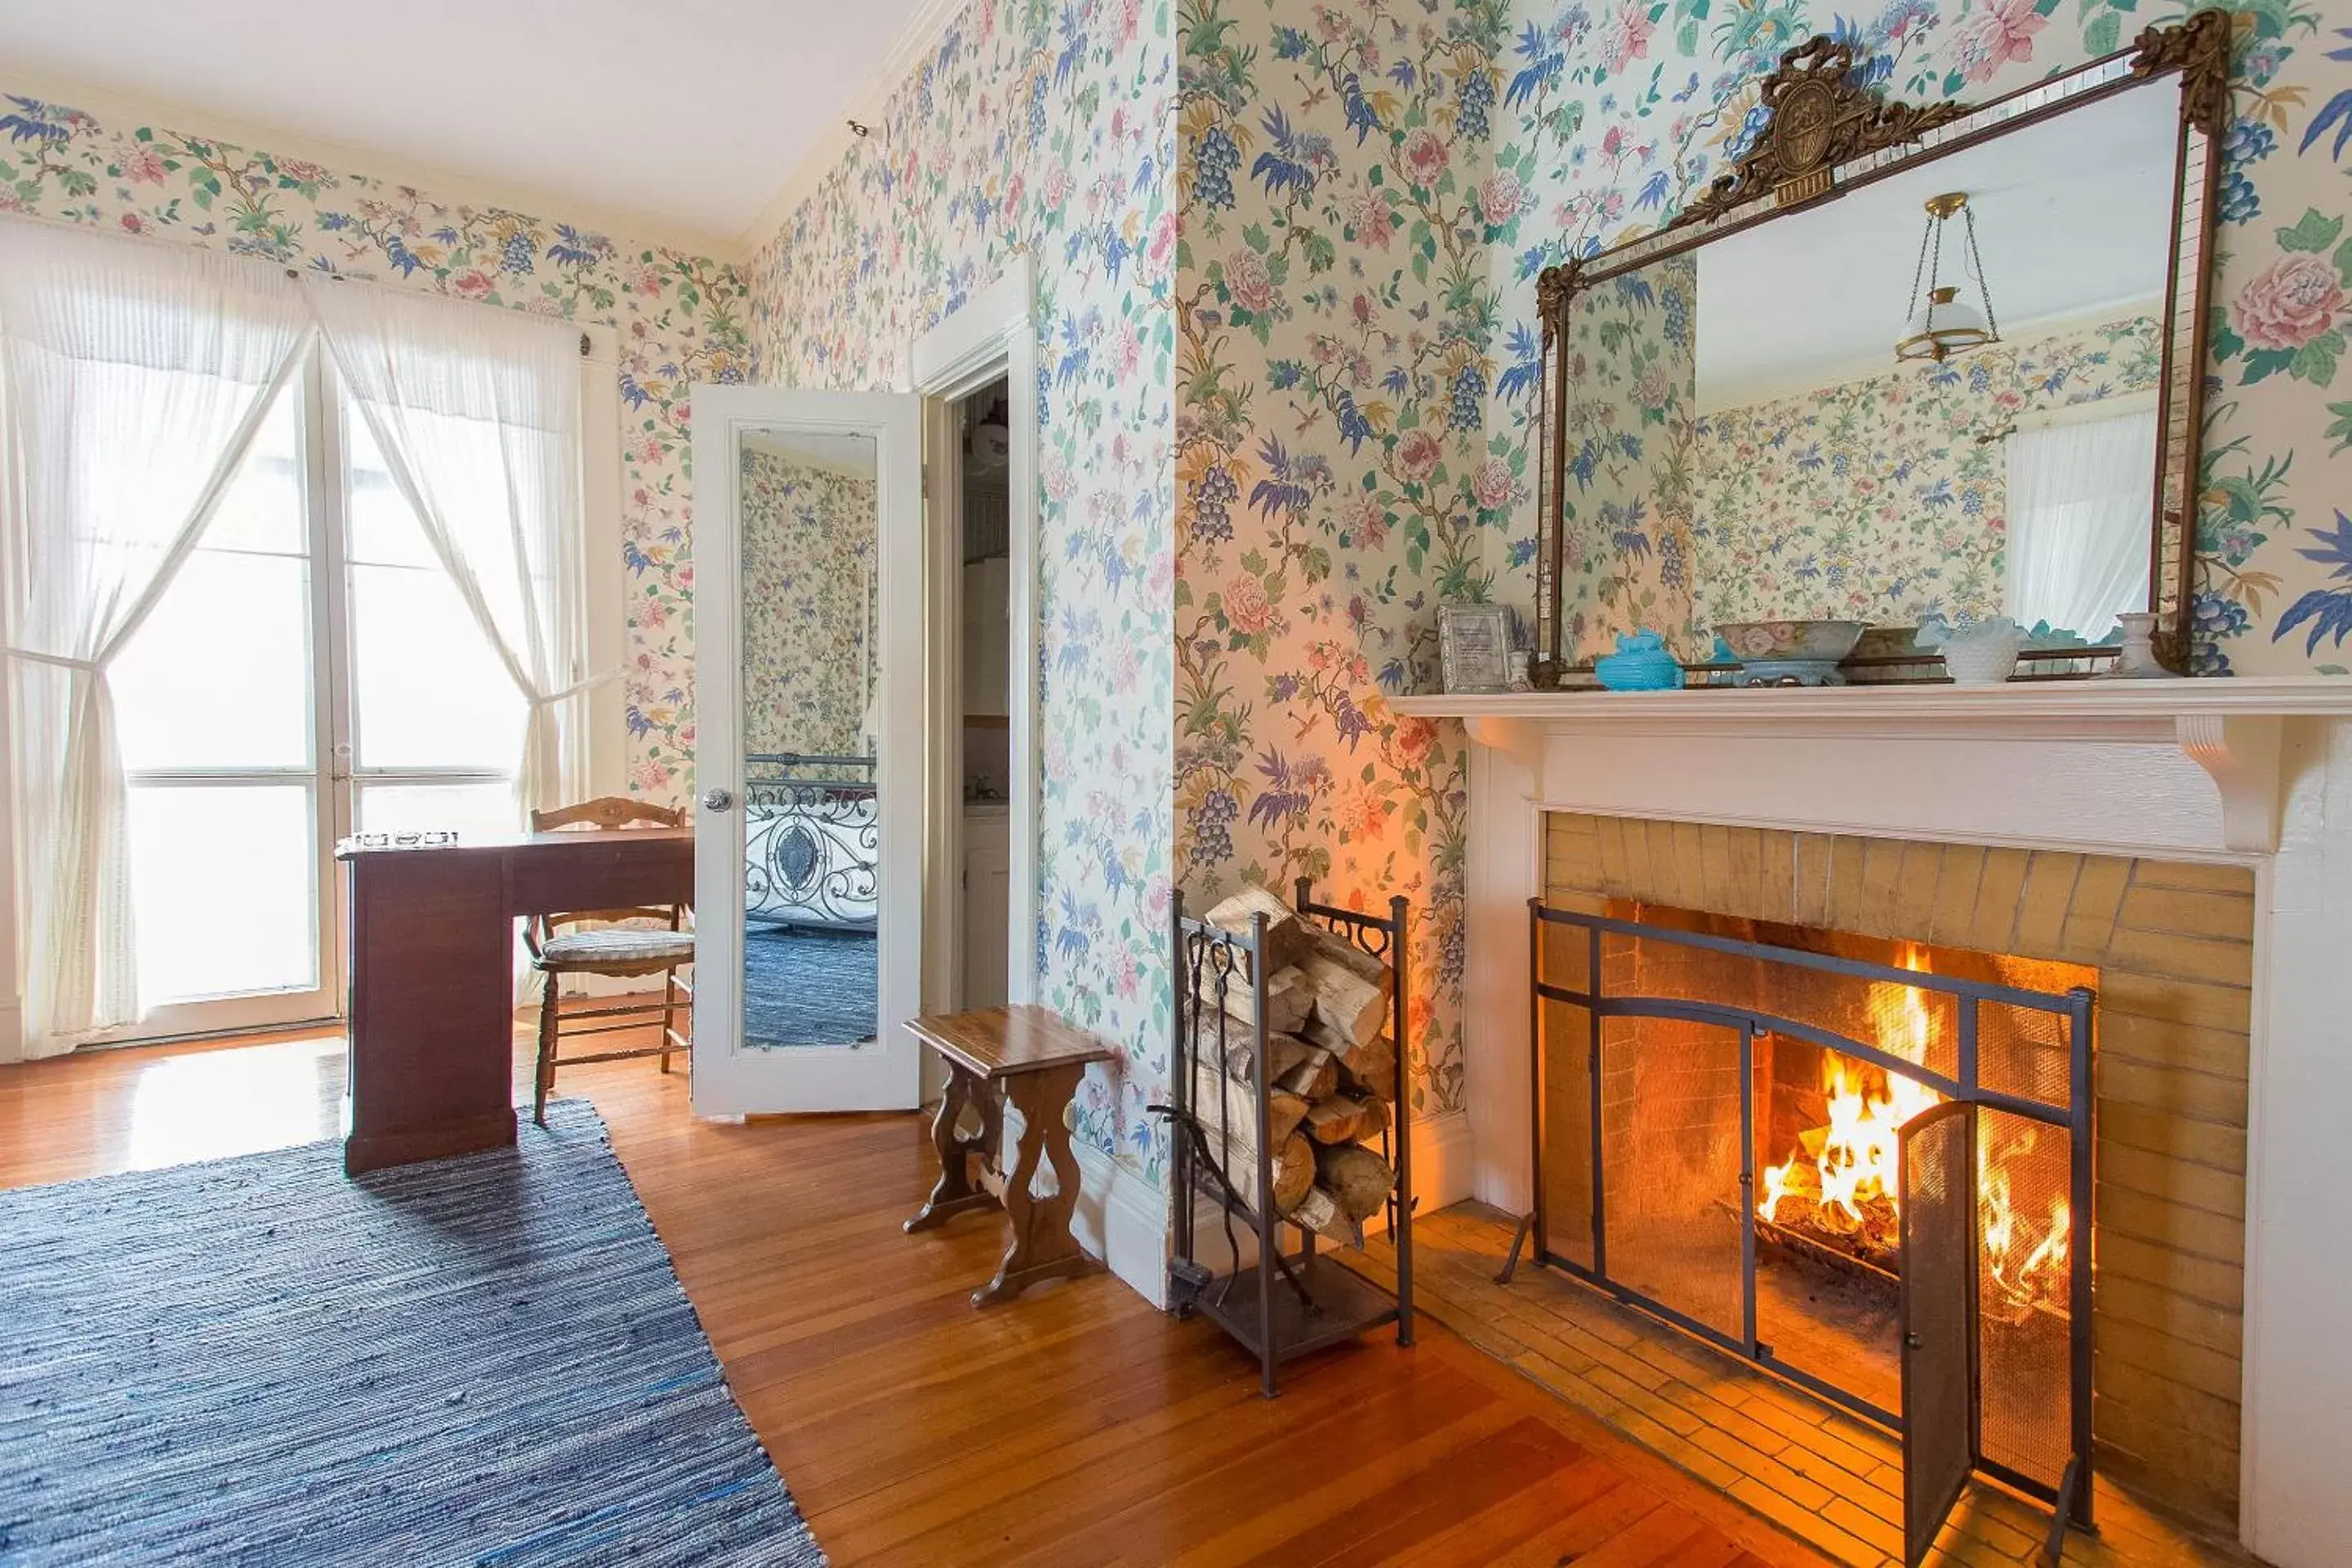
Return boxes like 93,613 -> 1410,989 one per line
911,256 -> 1040,1016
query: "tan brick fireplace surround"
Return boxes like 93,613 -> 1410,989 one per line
1541,813 -> 2255,1527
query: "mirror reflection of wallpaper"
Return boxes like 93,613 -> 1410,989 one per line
740,446 -> 879,759
1557,256 -> 1699,661
1690,314 -> 2161,639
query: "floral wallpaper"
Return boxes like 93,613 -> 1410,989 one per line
739,448 -> 879,760
745,0 -> 1179,1178
0,89 -> 751,800
1164,0 -> 2352,1125
1479,0 -> 2352,679
1552,254 -> 1699,658
1174,0 -> 1523,1118
1690,313 -> 2163,638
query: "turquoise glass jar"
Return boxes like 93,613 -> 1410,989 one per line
1594,630 -> 1683,691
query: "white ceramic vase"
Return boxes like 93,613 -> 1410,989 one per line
2109,611 -> 2171,678
1921,616 -> 2027,686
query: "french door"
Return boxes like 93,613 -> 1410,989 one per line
103,345 -> 525,1041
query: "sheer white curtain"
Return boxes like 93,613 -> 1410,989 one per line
0,223 -> 309,1058
2003,405 -> 2159,640
309,283 -> 593,816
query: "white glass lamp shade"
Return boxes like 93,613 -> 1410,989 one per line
1896,284 -> 1994,363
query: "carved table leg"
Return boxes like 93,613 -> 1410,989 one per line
904,1062 -> 998,1233
971,1063 -> 1100,1307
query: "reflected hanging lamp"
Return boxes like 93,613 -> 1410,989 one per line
1895,192 -> 2000,363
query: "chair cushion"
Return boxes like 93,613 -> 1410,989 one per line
539,928 -> 695,968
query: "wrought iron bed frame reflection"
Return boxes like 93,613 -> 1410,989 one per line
744,751 -> 878,932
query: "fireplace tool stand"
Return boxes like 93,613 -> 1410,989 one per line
1158,884 -> 1415,1398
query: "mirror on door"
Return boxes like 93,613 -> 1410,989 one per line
737,426 -> 882,1049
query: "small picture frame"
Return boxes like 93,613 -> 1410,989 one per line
1438,603 -> 1512,694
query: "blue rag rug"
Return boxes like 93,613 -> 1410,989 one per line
0,1100 -> 824,1567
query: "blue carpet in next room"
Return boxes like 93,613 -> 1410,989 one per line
742,926 -> 876,1049
0,1100 -> 824,1568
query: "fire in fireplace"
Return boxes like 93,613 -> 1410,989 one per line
1519,901 -> 2095,1566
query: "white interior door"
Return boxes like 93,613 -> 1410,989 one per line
690,385 -> 923,1115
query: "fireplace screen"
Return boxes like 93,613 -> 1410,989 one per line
1527,901 -> 2094,1565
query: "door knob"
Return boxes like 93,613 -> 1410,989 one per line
700,787 -> 734,813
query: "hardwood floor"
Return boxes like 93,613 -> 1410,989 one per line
2,1022 -> 1831,1568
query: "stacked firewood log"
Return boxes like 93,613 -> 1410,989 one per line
1189,887 -> 1400,1241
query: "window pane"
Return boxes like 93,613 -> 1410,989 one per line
204,380 -> 306,556
343,399 -> 528,773
343,407 -> 436,568
127,783 -> 318,1003
347,562 -> 528,770
113,551 -> 313,772
356,781 -> 519,844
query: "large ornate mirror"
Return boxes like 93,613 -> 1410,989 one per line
1530,11 -> 2230,686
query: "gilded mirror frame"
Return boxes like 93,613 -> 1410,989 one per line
1529,9 -> 2232,687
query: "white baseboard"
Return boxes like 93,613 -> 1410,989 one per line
1071,1108 -> 1475,1307
1410,1108 -> 1477,1213
1068,1137 -> 1174,1307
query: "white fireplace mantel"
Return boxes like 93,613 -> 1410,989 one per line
1407,675 -> 2352,1568
1393,677 -> 2352,856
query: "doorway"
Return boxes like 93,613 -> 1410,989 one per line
687,263 -> 1038,1117
954,379 -> 1014,1013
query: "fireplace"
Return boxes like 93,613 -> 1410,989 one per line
1524,898 -> 2096,1566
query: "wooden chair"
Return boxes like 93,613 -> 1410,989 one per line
525,796 -> 693,1125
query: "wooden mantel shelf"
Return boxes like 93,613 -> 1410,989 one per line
1394,676 -> 2352,854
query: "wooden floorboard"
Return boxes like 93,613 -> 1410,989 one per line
1,1022 -> 1834,1567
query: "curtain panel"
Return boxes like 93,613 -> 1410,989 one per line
0,223 -> 310,1057
309,283 -> 594,819
1,216 -> 595,1057
2004,408 -> 2159,642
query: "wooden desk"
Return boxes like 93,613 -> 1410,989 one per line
902,1004 -> 1117,1307
337,828 -> 693,1175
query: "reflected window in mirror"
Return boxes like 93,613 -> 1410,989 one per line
2002,402 -> 2158,641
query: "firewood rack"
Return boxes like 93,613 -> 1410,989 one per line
1160,880 -> 1415,1397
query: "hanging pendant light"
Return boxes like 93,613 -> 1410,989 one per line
1896,192 -> 2000,363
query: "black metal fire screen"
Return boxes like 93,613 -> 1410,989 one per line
1518,899 -> 2094,1566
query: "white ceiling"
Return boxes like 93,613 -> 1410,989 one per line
0,0 -> 934,252
1695,87 -> 2176,412
743,428 -> 876,472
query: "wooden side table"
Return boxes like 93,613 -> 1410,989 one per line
902,1004 -> 1116,1307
